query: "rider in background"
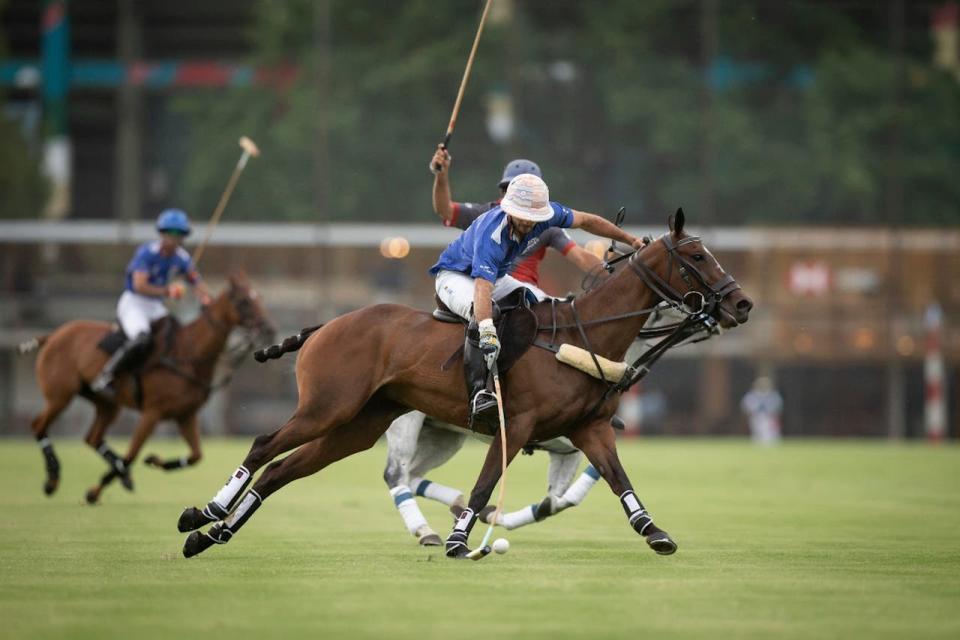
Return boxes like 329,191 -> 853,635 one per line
91,209 -> 211,399
429,172 -> 645,427
430,145 -> 601,295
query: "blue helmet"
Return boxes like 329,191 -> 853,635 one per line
156,208 -> 191,236
499,159 -> 542,190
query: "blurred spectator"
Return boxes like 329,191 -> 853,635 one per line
741,376 -> 783,445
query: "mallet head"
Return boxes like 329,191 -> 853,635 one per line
466,545 -> 492,561
239,136 -> 260,158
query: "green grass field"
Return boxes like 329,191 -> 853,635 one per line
1,437 -> 958,639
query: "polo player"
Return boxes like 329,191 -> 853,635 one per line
91,209 -> 211,399
429,173 -> 646,427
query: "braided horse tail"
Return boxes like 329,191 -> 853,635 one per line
253,325 -> 323,363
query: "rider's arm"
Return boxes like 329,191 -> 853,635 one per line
571,210 -> 644,249
132,271 -> 174,298
431,146 -> 455,223
472,277 -> 494,323
564,244 -> 603,273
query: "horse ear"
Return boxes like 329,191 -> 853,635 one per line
673,207 -> 685,236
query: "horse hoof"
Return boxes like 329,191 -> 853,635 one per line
449,504 -> 466,520
182,531 -> 216,558
144,455 -> 162,468
646,531 -> 677,556
418,533 -> 442,546
534,496 -> 555,521
178,506 -> 213,533
85,488 -> 100,505
445,545 -> 472,560
43,479 -> 59,496
119,474 -> 134,492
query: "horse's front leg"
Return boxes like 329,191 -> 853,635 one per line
145,413 -> 203,471
445,416 -> 532,559
569,418 -> 677,555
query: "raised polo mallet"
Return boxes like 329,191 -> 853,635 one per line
192,136 -> 261,268
430,0 -> 494,174
466,359 -> 509,561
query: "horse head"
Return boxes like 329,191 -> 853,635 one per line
636,208 -> 752,328
217,271 -> 276,346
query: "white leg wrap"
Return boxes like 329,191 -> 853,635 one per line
558,465 -> 601,509
411,477 -> 463,507
211,465 -> 251,513
499,505 -> 538,530
390,485 -> 429,536
224,490 -> 261,529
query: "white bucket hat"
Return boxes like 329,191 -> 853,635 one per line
501,173 -> 553,222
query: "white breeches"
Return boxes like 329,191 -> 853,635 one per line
117,290 -> 168,338
434,270 -> 548,321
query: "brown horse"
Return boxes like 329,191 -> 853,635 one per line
20,273 -> 274,503
177,210 -> 752,558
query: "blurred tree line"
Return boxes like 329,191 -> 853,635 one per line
0,0 -> 48,218
173,0 -> 958,226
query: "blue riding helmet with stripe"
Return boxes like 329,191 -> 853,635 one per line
498,159 -> 542,190
156,209 -> 191,236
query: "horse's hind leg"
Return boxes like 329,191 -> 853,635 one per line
30,393 -> 73,496
383,411 -> 440,546
569,418 -> 677,556
182,401 -> 403,558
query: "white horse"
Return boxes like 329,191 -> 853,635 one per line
383,410 -> 601,545
381,302 -> 714,546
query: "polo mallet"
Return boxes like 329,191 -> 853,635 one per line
466,359 -> 509,561
192,136 -> 261,268
430,0 -> 494,174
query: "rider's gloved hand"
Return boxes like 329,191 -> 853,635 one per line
167,282 -> 186,300
478,318 -> 500,367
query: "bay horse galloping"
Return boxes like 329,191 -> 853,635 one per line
19,273 -> 274,503
178,210 -> 752,558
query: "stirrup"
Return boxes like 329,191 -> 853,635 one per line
469,391 -> 499,429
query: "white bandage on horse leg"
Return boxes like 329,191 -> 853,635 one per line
499,505 -> 538,530
207,465 -> 251,519
557,465 -> 601,509
390,485 -> 429,536
411,477 -> 463,507
619,489 -> 653,535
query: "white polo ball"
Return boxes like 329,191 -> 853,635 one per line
492,538 -> 510,554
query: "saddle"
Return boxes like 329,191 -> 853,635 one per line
434,288 -> 539,376
96,316 -> 180,372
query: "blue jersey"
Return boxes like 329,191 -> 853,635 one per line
429,202 -> 574,283
124,241 -> 197,297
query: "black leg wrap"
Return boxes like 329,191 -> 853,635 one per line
202,500 -> 231,521
98,445 -> 133,491
620,490 -> 677,555
445,507 -> 477,558
37,437 -> 60,496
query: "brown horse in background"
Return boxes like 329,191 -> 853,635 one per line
178,210 -> 752,559
19,273 -> 274,503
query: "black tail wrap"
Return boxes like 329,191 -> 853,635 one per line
253,325 -> 323,363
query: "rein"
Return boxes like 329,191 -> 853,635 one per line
535,233 -> 735,416
155,293 -> 264,393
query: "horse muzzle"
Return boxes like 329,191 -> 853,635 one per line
717,291 -> 753,328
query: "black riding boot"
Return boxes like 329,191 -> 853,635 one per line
91,333 -> 151,399
464,322 -> 498,430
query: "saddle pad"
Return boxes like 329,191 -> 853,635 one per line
97,327 -> 127,356
556,343 -> 628,382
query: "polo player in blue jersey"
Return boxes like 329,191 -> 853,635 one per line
429,174 -> 645,427
91,209 -> 211,399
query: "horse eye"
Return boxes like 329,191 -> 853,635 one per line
692,254 -> 705,262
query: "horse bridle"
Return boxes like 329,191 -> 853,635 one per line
628,233 -> 741,318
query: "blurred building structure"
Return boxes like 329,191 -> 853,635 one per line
1,221 -> 957,439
